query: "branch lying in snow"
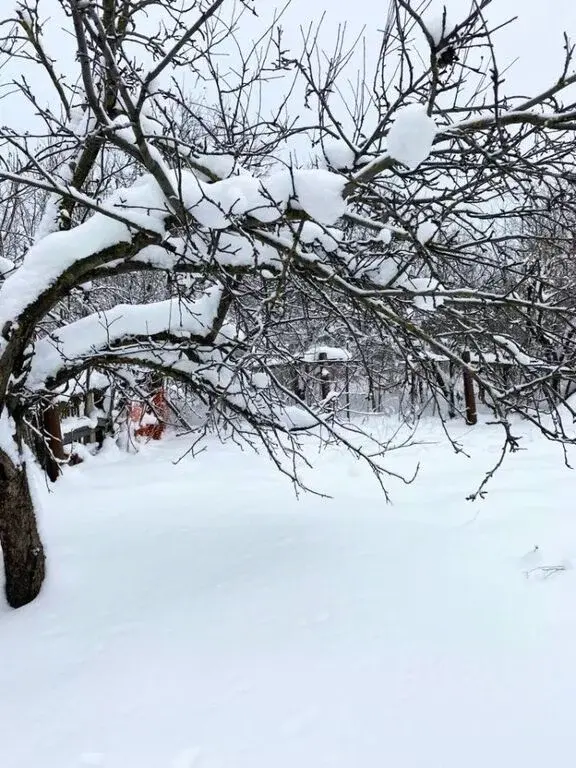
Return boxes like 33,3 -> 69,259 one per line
525,565 -> 569,580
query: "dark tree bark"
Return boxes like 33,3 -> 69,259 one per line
318,352 -> 331,401
431,361 -> 456,419
0,448 -> 46,608
461,350 -> 478,426
41,404 -> 66,482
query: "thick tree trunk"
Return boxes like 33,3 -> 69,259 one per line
0,449 -> 46,608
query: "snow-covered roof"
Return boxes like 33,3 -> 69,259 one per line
302,345 -> 351,363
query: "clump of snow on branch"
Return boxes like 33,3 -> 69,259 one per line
397,275 -> 445,312
387,104 -> 436,170
300,222 -> 341,252
378,228 -> 393,245
417,221 -> 438,244
345,246 -> 400,286
0,177 -> 169,334
135,233 -> 280,272
371,258 -> 401,286
251,371 -> 270,389
0,158 -> 347,346
493,336 -> 532,366
249,172 -> 294,223
192,153 -> 237,180
424,7 -> 452,44
0,219 -> 130,335
292,170 -> 347,225
278,405 -> 318,429
140,107 -> 164,138
211,232 -> 281,268
135,243 -> 181,271
181,168 -> 344,227
321,139 -> 356,170
110,114 -> 138,146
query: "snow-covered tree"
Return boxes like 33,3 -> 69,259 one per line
3,0 -> 576,607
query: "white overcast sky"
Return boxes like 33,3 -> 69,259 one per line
2,0 -> 576,131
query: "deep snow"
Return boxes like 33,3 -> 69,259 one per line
2,419 -> 576,768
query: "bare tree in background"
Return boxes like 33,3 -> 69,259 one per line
2,0 -> 576,607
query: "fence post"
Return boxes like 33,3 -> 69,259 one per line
41,404 -> 66,481
292,365 -> 305,402
448,361 -> 456,418
85,390 -> 95,445
318,351 -> 330,401
461,350 -> 477,425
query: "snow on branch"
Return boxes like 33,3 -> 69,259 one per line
386,104 -> 437,171
178,167 -> 346,228
0,176 -> 170,334
4,0 -> 576,480
0,162 -> 350,339
27,285 -> 228,390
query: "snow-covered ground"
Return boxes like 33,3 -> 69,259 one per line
2,419 -> 576,768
